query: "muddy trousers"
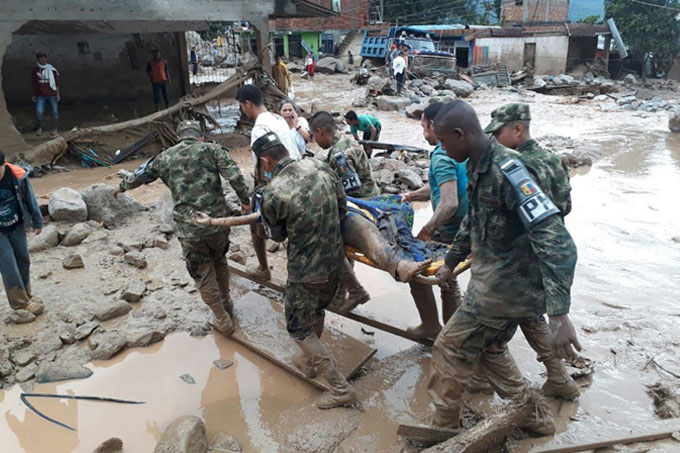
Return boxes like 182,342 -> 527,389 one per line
341,213 -> 401,279
409,278 -> 461,328
179,232 -> 233,320
427,310 -> 527,427
520,316 -> 555,363
0,225 -> 31,310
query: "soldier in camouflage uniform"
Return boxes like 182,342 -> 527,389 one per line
254,132 -> 357,409
429,101 -> 582,436
483,103 -> 579,400
115,120 -> 250,336
309,111 -> 379,312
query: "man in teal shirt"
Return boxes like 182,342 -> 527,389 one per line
399,102 -> 469,339
344,111 -> 381,157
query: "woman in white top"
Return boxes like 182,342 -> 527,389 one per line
279,99 -> 313,156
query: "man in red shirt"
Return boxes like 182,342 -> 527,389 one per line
31,52 -> 60,138
146,50 -> 171,110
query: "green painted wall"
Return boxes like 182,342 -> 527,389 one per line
283,34 -> 289,58
301,31 -> 321,56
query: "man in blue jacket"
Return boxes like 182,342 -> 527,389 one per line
0,150 -> 44,318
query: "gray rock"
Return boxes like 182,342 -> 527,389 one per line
180,373 -> 196,384
11,349 -> 36,366
382,185 -> 400,194
62,223 -> 92,246
90,332 -> 128,361
600,103 -> 617,112
208,432 -> 242,453
6,310 -> 36,324
58,323 -> 77,345
48,187 -> 88,222
396,169 -> 424,189
367,75 -> 396,95
0,359 -> 13,378
373,169 -> 394,187
533,78 -> 547,89
405,103 -> 426,119
381,158 -> 408,172
669,111 -> 680,133
121,280 -> 146,303
28,224 -> 60,252
593,94 -> 609,102
623,73 -> 639,85
92,438 -> 124,453
369,157 -> 385,171
74,321 -> 99,341
437,89 -> 456,97
672,236 -> 680,243
558,74 -> 575,85
351,97 -> 368,108
315,57 -> 338,74
410,79 -> 424,88
124,251 -> 148,269
95,300 -> 132,322
335,59 -> 348,74
34,333 -> 64,355
109,246 -> 125,256
154,415 -> 207,453
376,96 -> 413,111
444,79 -> 474,97
35,361 -> 93,383
213,359 -> 234,370
617,95 -> 637,106
154,236 -> 170,250
127,329 -> 165,348
420,84 -> 434,95
63,254 -> 85,269
228,252 -> 246,265
81,184 -> 145,228
15,362 -> 38,382
159,223 -> 175,235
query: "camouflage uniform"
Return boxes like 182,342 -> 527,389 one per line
427,141 -> 577,426
484,103 -> 579,399
260,157 -> 347,340
484,103 -> 572,216
326,134 -> 379,199
120,122 -> 250,321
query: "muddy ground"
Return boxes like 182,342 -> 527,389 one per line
1,73 -> 680,452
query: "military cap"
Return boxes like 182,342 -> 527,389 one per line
177,120 -> 202,135
484,103 -> 531,134
252,132 -> 283,158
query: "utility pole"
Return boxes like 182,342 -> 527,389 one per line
523,0 -> 529,23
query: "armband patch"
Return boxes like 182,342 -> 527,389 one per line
499,158 -> 559,229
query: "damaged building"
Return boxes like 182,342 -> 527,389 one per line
0,0 -> 333,158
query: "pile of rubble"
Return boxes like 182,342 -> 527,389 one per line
287,56 -> 349,75
369,152 -> 429,194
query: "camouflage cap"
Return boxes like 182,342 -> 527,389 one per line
484,103 -> 531,134
177,120 -> 202,135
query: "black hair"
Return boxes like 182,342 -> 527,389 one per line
278,98 -> 297,112
259,143 -> 289,161
36,52 -> 46,59
344,110 -> 358,121
0,149 -> 5,165
309,111 -> 336,132
235,84 -> 263,106
423,102 -> 444,122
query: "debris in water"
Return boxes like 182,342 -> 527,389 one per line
213,359 -> 234,370
360,328 -> 375,336
180,373 -> 196,384
646,382 -> 680,419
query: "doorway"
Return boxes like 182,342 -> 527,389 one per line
523,42 -> 536,69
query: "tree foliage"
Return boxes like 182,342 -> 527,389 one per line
605,0 -> 680,73
577,14 -> 602,24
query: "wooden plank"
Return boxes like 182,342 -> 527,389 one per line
231,291 -> 376,392
228,262 -> 435,346
397,424 -> 461,445
532,429 -> 678,453
358,140 -> 428,154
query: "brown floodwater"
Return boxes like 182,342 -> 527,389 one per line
2,75 -> 680,452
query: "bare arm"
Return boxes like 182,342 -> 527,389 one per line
401,183 -> 431,203
418,180 -> 458,241
369,124 -> 378,141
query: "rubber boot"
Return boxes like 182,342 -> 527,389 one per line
406,282 -> 442,340
292,353 -> 318,379
521,411 -> 556,437
338,260 -> 370,314
542,358 -> 580,400
297,335 -> 357,409
208,302 -> 234,336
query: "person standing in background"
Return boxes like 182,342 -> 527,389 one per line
272,55 -> 292,96
146,50 -> 170,111
190,47 -> 199,76
393,51 -> 407,95
31,52 -> 60,138
306,52 -> 316,80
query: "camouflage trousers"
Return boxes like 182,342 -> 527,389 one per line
427,309 -> 527,427
285,270 -> 343,341
179,231 -> 233,317
520,316 -> 556,363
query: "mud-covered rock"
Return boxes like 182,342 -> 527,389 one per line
376,96 -> 413,111
11,349 -> 36,366
15,362 -> 38,382
28,224 -> 60,252
154,236 -> 170,250
381,158 -> 408,172
335,60 -> 348,74
92,438 -> 124,453
62,223 -> 93,246
6,310 -> 36,324
444,79 -> 473,97
95,300 -> 132,322
316,57 -> 338,74
420,84 -> 434,95
48,187 -> 88,222
208,432 -> 242,453
124,251 -> 148,269
669,111 -> 680,133
228,251 -> 247,265
396,169 -> 424,189
90,332 -> 128,360
373,169 -> 395,187
121,280 -> 146,303
58,323 -> 76,345
127,328 -> 165,348
74,321 -> 99,341
405,103 -> 426,119
63,254 -> 85,269
81,184 -> 145,228
154,415 -> 208,453
35,361 -> 93,383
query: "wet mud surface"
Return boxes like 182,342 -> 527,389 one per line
1,74 -> 680,452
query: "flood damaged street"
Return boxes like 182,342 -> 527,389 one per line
0,69 -> 679,452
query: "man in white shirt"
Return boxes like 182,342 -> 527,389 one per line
392,51 -> 407,95
236,84 -> 301,280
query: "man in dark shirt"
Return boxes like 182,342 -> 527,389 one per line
0,150 -> 44,319
31,52 -> 60,137
146,50 -> 170,110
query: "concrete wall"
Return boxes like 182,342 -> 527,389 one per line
3,32 -> 185,111
502,0 -> 569,24
474,35 -> 569,74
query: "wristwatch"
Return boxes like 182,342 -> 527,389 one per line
296,125 -> 302,131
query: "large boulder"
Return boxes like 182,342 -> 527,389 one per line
367,75 -> 396,95
61,222 -> 93,246
377,96 -> 413,111
48,187 -> 88,222
405,103 -> 427,119
28,224 -> 60,252
396,169 -> 424,189
154,415 -> 208,453
669,110 -> 680,133
315,57 -> 338,74
420,84 -> 434,95
335,59 -> 348,74
444,79 -> 474,98
80,184 -> 145,228
35,361 -> 93,383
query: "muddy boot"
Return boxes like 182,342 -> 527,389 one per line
338,261 -> 370,314
222,296 -> 234,317
521,411 -> 556,437
292,352 -> 318,379
396,259 -> 432,283
22,300 -> 44,316
432,406 -> 461,429
297,335 -> 357,409
208,302 -> 234,336
246,264 -> 271,281
542,358 -> 580,400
